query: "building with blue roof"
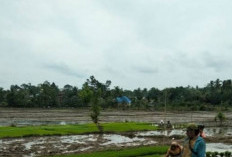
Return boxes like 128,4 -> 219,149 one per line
116,96 -> 131,105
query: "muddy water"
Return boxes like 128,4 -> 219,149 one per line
0,120 -> 79,126
207,143 -> 232,152
136,127 -> 232,137
0,134 -> 157,157
1,109 -> 232,156
1,128 -> 232,157
205,127 -> 232,136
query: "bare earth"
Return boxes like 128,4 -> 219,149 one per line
0,108 -> 231,125
0,108 -> 231,157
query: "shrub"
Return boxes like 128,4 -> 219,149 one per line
225,151 -> 231,157
220,152 -> 225,157
206,152 -> 212,157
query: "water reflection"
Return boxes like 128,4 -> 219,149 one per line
0,120 -> 82,126
205,127 -> 232,136
1,130 -> 231,157
206,143 -> 232,152
136,127 -> 232,137
0,134 -> 157,157
102,134 -> 145,145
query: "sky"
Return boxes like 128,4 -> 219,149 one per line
1,0 -> 232,90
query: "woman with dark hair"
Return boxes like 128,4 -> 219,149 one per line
198,124 -> 206,138
182,123 -> 206,157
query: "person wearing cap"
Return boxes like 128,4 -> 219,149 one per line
182,123 -> 206,157
165,141 -> 183,157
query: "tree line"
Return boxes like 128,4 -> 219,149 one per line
0,76 -> 232,110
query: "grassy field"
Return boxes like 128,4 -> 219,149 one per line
0,122 -> 158,138
51,146 -> 168,157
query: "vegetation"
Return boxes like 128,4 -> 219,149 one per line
0,77 -> 232,111
90,99 -> 102,132
207,151 -> 232,157
215,112 -> 226,126
0,122 -> 158,138
52,145 -> 168,157
86,76 -> 104,132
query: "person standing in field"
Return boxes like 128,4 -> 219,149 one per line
182,123 -> 206,157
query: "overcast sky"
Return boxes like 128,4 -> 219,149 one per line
1,0 -> 232,90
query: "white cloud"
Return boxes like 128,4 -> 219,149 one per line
1,0 -> 232,90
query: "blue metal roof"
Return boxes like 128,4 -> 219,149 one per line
116,96 -> 131,104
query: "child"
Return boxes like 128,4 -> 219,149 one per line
165,141 -> 183,157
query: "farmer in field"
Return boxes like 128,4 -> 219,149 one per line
167,120 -> 172,128
182,123 -> 206,157
160,119 -> 164,126
165,141 -> 183,157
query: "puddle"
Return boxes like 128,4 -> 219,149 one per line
0,120 -> 80,126
59,135 -> 92,144
23,153 -> 36,157
1,127 -> 232,156
205,127 -> 232,136
206,143 -> 232,152
23,140 -> 44,150
1,132 -> 231,157
136,127 -> 232,137
136,129 -> 184,137
102,134 -> 145,145
0,134 -> 157,156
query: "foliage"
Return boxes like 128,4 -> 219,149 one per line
207,152 -> 232,157
225,151 -> 231,157
102,122 -> 158,132
206,152 -> 212,157
1,78 -> 232,110
52,145 -> 168,157
78,83 -> 93,107
215,112 -> 226,126
220,152 -> 225,157
0,124 -> 97,138
0,122 -> 158,138
90,91 -> 102,132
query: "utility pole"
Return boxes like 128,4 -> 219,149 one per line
162,89 -> 167,145
164,90 -> 167,123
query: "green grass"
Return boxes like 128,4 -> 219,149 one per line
102,122 -> 158,132
0,122 -> 158,138
51,145 -> 168,157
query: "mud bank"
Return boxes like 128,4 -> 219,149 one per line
0,108 -> 231,156
0,108 -> 231,126
0,134 -> 157,157
1,129 -> 232,157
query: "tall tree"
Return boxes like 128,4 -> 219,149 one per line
90,89 -> 102,132
78,83 -> 94,107
0,87 -> 6,106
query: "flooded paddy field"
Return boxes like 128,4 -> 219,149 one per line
0,108 -> 231,156
1,128 -> 232,157
0,108 -> 231,126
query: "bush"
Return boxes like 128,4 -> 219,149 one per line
225,151 -> 231,157
206,152 -> 212,157
220,152 -> 225,157
212,152 -> 219,157
10,122 -> 17,127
